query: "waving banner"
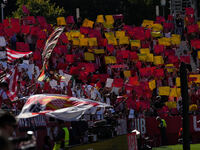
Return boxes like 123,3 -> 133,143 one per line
38,27 -> 64,81
17,94 -> 110,121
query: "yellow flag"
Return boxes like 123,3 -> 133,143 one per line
79,38 -> 88,46
151,31 -> 162,38
198,51 -> 200,59
189,104 -> 198,111
57,17 -> 66,26
105,32 -> 115,39
82,18 -> 94,28
105,56 -> 117,64
72,38 -> 79,46
166,64 -> 174,72
140,48 -> 150,54
146,54 -> 154,62
65,32 -> 71,40
152,23 -> 163,31
158,37 -> 171,46
119,36 -> 129,45
177,88 -> 181,97
171,36 -> 181,45
94,49 -> 105,54
130,40 -> 141,48
149,80 -> 156,90
154,56 -> 164,65
138,54 -> 147,62
88,38 -> 98,47
116,31 -> 125,39
124,70 -> 131,78
103,22 -> 114,29
189,74 -> 200,83
142,20 -> 154,28
70,30 -> 81,38
105,15 -> 114,24
176,77 -> 180,87
197,21 -> 200,29
107,37 -> 118,45
96,15 -> 104,23
165,101 -> 177,109
169,88 -> 178,97
84,52 -> 95,61
159,86 -> 170,96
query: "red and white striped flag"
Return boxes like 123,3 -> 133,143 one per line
6,67 -> 19,101
1,66 -> 19,101
6,47 -> 32,63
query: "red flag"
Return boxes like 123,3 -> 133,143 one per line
185,7 -> 194,15
187,24 -> 199,34
180,56 -> 190,64
66,16 -> 75,24
113,78 -> 124,87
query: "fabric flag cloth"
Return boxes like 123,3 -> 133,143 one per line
6,47 -> 32,63
38,27 -> 64,81
0,66 -> 19,101
17,94 -> 111,121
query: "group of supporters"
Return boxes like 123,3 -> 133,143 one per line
0,6 -> 199,137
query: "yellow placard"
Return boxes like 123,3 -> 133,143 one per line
177,88 -> 181,97
151,31 -> 162,38
198,51 -> 200,59
105,15 -> 114,24
159,86 -> 170,96
72,38 -> 80,46
169,88 -> 180,97
142,20 -> 154,28
82,18 -> 94,28
65,32 -> 71,40
79,38 -> 88,46
70,30 -> 81,38
189,74 -> 200,83
107,37 -> 118,45
138,54 -> 147,62
149,80 -> 156,91
130,40 -> 141,48
146,54 -> 154,62
96,15 -> 104,23
197,21 -> 200,29
158,37 -> 171,46
94,49 -> 105,54
116,31 -> 125,39
105,32 -> 115,39
152,23 -> 163,31
105,56 -> 117,64
124,70 -> 131,78
57,17 -> 66,26
176,77 -> 180,87
119,36 -> 129,45
84,52 -> 95,61
166,64 -> 174,72
165,101 -> 177,109
103,22 -> 114,29
171,36 -> 181,45
140,48 -> 150,54
154,56 -> 164,65
88,38 -> 98,47
189,104 -> 198,111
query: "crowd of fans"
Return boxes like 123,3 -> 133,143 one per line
0,7 -> 199,136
